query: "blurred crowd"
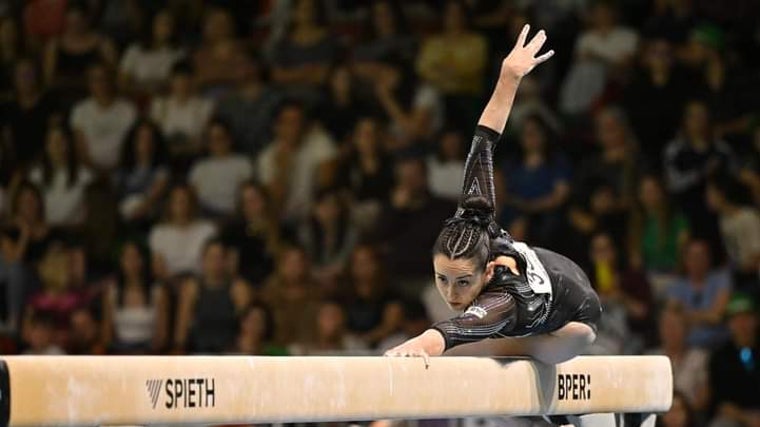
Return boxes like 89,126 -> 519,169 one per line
0,1 -> 759,427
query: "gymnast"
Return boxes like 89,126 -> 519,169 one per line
385,25 -> 602,365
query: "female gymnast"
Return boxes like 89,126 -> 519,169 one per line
385,25 -> 602,365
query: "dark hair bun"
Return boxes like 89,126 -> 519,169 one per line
461,196 -> 493,213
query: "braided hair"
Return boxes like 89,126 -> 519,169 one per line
433,196 -> 493,270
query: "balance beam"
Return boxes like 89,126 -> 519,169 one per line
0,355 -> 672,427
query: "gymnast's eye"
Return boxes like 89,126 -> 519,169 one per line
457,280 -> 470,287
436,275 -> 448,284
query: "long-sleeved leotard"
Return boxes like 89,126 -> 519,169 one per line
434,126 -> 602,351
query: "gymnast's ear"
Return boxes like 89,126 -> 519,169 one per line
484,260 -> 496,283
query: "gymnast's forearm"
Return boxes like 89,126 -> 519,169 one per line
477,73 -> 521,135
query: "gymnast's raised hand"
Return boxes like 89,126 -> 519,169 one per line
385,26 -> 601,365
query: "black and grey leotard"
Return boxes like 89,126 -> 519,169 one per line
433,126 -> 602,351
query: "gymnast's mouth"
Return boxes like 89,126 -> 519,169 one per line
449,302 -> 465,310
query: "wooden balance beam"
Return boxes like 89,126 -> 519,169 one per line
0,355 -> 672,427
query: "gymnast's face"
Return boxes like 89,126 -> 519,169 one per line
433,255 -> 489,311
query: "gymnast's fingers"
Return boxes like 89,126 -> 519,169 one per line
535,50 -> 555,64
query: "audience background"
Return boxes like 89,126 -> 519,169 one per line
1,1 -> 760,426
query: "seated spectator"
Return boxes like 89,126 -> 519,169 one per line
261,245 -> 321,346
629,174 -> 690,284
23,0 -> 67,50
337,117 -> 394,206
0,226 -> 33,334
114,119 -> 170,225
377,299 -> 431,352
353,0 -> 415,73
647,308 -> 709,412
67,306 -> 106,354
70,64 -> 137,172
588,232 -> 654,352
9,181 -> 51,263
706,175 -> 760,294
22,241 -> 88,350
188,119 -> 253,217
708,293 -> 760,427
21,312 -> 65,355
738,126 -> 760,206
372,156 -> 456,284
174,239 -> 251,353
298,188 -> 357,286
150,61 -> 215,160
214,56 -> 281,157
664,100 -> 737,247
559,1 -> 638,115
118,9 -> 184,94
192,8 -> 254,94
29,124 -> 94,227
291,300 -> 367,355
320,63 -> 370,144
428,128 -> 466,202
342,245 -> 403,348
148,184 -> 216,277
416,0 -> 487,132
658,392 -> 697,427
42,4 -> 117,103
643,0 -> 697,44
269,0 -> 339,99
623,38 -> 691,162
229,302 -> 287,355
256,101 -> 338,225
2,58 -> 60,171
101,241 -> 168,353
222,181 -> 281,287
567,181 -> 629,262
506,76 -> 563,140
500,115 -> 571,247
668,239 -> 731,349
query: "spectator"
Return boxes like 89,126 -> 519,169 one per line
101,241 -> 169,353
342,245 -> 403,348
70,63 -> 137,172
643,0 -> 697,44
647,308 -> 709,412
29,124 -> 94,227
738,127 -> 760,206
262,245 -> 321,346
23,0 -> 67,50
9,181 -> 50,263
229,302 -> 287,355
416,0 -> 487,132
222,181 -> 280,287
0,226 -> 32,334
298,188 -> 357,286
42,4 -> 117,102
67,306 -> 106,354
428,128 -> 466,202
377,298 -> 432,352
118,9 -> 185,94
214,55 -> 281,157
372,156 -> 456,284
269,0 -> 339,100
623,38 -> 691,163
291,300 -> 367,355
188,119 -> 253,217
708,293 -> 760,427
150,61 -> 215,160
174,239 -> 251,353
21,312 -> 65,355
506,76 -> 563,140
658,392 -> 697,427
2,58 -> 60,171
588,232 -> 654,352
337,117 -> 394,206
664,100 -> 737,247
499,114 -> 571,247
320,63 -> 369,144
706,175 -> 760,293
256,101 -> 338,224
148,184 -> 216,277
629,174 -> 690,284
114,119 -> 170,225
668,239 -> 731,349
353,0 -> 415,72
192,8 -> 253,94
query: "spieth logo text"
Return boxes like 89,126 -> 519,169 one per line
557,373 -> 591,400
146,378 -> 216,409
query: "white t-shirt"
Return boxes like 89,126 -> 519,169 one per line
257,128 -> 337,222
720,208 -> 760,268
575,27 -> 639,64
150,96 -> 214,142
29,167 -> 94,226
70,98 -> 137,170
427,157 -> 463,201
189,155 -> 253,214
119,44 -> 184,87
148,220 -> 216,275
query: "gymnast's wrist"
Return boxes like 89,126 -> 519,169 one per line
422,328 -> 447,356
